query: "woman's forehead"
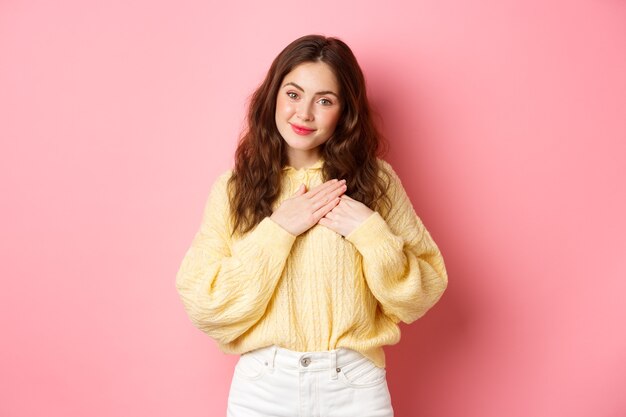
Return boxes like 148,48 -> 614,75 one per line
281,62 -> 340,91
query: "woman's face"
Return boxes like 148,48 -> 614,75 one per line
275,61 -> 342,167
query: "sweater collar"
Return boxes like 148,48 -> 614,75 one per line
282,157 -> 325,172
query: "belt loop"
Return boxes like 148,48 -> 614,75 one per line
330,349 -> 338,380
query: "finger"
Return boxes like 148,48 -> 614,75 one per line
307,179 -> 344,198
293,183 -> 306,196
310,182 -> 347,211
339,195 -> 358,207
317,217 -> 331,228
317,180 -> 347,201
340,194 -> 355,200
324,210 -> 337,220
313,196 -> 341,220
306,179 -> 339,196
329,203 -> 345,215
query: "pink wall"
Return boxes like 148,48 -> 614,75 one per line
1,1 -> 625,416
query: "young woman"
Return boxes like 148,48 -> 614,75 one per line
176,34 -> 448,417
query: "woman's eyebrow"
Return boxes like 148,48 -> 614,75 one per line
282,82 -> 339,98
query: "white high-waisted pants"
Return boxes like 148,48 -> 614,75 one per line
226,344 -> 394,417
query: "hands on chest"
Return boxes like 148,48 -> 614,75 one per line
269,179 -> 374,237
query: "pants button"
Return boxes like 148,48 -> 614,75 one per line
300,357 -> 311,367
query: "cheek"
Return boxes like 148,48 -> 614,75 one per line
324,109 -> 342,130
275,96 -> 293,118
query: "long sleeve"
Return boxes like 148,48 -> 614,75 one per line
175,171 -> 296,344
345,161 -> 448,324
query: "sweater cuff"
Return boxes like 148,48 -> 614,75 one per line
345,211 -> 395,249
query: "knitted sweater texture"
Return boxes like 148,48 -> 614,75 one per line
175,158 -> 448,368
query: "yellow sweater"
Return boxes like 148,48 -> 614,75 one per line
175,158 -> 448,368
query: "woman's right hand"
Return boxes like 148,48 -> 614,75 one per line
270,179 -> 347,236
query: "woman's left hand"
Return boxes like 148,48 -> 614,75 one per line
317,194 -> 375,237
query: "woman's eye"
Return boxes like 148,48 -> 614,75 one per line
287,91 -> 298,99
319,98 -> 332,105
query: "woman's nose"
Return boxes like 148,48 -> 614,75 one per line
296,102 -> 313,121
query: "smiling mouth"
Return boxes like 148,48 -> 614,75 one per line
290,123 -> 316,135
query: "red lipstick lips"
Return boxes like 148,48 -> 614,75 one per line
290,123 -> 315,135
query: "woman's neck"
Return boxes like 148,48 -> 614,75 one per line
286,153 -> 322,170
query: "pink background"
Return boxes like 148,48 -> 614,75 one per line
1,1 -> 625,416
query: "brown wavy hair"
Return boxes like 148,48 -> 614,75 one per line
228,34 -> 391,236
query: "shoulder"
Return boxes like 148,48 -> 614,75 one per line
203,168 -> 234,210
217,167 -> 235,182
210,168 -> 234,192
374,157 -> 402,186
374,157 -> 413,211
